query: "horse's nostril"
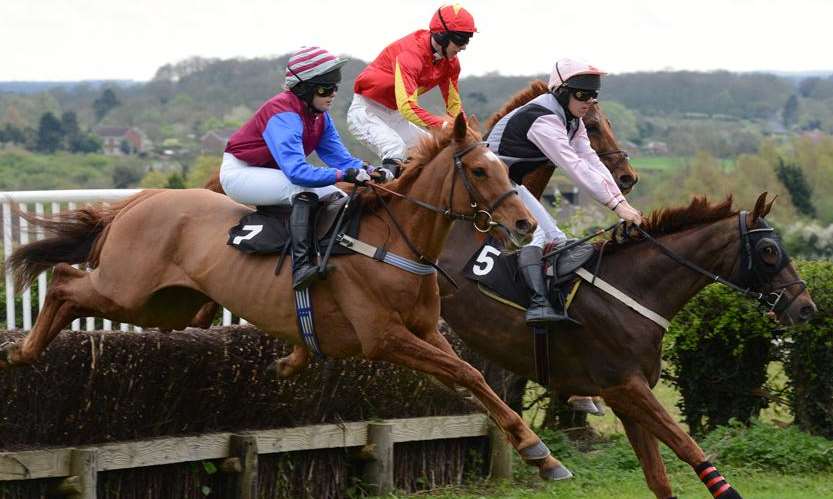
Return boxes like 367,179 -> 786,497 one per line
516,219 -> 531,234
799,305 -> 816,321
619,175 -> 635,189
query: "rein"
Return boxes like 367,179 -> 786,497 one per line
365,141 -> 518,288
635,211 -> 806,314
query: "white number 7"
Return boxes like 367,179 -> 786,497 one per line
232,224 -> 264,245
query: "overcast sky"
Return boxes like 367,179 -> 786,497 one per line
2,0 -> 831,81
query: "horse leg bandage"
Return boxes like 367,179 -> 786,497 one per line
694,462 -> 742,499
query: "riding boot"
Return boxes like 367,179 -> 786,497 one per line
290,192 -> 320,291
518,245 -> 565,325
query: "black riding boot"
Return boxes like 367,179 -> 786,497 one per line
518,245 -> 565,325
290,192 -> 320,291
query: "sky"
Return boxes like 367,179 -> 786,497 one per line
2,0 -> 832,82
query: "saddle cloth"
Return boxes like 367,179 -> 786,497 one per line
462,238 -> 594,310
226,195 -> 362,256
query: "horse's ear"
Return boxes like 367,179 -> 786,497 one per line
764,195 -> 777,217
751,192 -> 769,221
468,114 -> 481,133
453,112 -> 467,141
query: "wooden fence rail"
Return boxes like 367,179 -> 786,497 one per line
0,413 -> 512,498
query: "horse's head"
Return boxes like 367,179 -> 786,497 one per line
584,103 -> 638,194
441,113 -> 535,249
740,193 -> 816,325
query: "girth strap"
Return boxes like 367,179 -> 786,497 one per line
337,234 -> 438,276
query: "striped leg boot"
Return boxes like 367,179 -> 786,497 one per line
694,461 -> 742,499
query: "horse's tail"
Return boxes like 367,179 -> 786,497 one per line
6,189 -> 165,290
203,169 -> 225,194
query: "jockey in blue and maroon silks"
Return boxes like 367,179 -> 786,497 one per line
220,46 -> 394,291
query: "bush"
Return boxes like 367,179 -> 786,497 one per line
701,419 -> 833,473
664,284 -> 775,436
784,260 -> 833,438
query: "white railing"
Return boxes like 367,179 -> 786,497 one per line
2,189 -> 245,331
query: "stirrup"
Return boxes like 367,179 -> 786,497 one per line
293,265 -> 320,290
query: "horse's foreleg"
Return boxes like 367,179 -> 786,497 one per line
266,345 -> 309,379
190,302 -> 219,329
613,408 -> 675,499
366,324 -> 572,481
602,377 -> 743,499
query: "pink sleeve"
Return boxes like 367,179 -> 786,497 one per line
527,115 -> 625,209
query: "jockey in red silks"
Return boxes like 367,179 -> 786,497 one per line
221,47 -> 394,291
486,59 -> 643,326
347,3 -> 477,171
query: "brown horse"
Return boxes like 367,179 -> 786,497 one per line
2,113 -> 581,480
439,193 -> 815,498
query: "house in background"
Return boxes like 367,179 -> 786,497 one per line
200,128 -> 236,154
93,127 -> 147,155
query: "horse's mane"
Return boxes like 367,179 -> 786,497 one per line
483,80 -> 550,131
603,196 -> 738,251
357,125 -> 482,211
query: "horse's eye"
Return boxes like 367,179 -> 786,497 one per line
472,168 -> 487,178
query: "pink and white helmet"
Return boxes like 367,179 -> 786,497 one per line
284,46 -> 348,89
548,58 -> 607,91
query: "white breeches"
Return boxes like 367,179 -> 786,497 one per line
346,94 -> 430,161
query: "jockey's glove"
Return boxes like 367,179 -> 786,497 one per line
343,167 -> 371,185
367,165 -> 395,183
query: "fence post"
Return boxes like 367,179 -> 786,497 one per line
69,449 -> 97,499
488,422 -> 512,480
228,434 -> 258,499
362,422 -> 394,495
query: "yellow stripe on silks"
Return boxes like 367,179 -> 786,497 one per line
394,59 -> 428,127
446,82 -> 462,117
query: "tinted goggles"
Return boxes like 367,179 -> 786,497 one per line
448,31 -> 473,46
571,89 -> 599,102
314,84 -> 338,97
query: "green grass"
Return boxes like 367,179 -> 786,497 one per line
390,471 -> 833,498
631,155 -> 736,172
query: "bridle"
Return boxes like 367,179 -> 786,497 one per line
366,140 -> 519,287
634,211 -> 806,315
368,141 -> 518,233
596,149 -> 630,170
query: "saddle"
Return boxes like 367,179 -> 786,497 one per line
462,238 -> 596,313
226,195 -> 363,257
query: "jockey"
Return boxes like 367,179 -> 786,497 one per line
485,58 -> 643,326
347,3 -> 476,170
221,47 -> 394,291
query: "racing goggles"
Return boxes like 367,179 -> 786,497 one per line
314,84 -> 339,97
448,31 -> 473,46
571,89 -> 599,102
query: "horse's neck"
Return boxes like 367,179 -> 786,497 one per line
375,162 -> 456,262
609,219 -> 741,321
521,164 -> 555,199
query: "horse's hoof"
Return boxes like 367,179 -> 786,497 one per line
568,396 -> 599,414
540,463 -> 573,481
519,440 -> 550,461
0,341 -> 19,368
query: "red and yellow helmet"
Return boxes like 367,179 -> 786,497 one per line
429,3 -> 477,33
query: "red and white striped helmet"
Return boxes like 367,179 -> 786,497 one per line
284,46 -> 348,89
548,58 -> 607,91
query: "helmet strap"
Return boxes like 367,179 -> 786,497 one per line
436,7 -> 451,58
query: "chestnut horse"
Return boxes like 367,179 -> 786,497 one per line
439,192 -> 815,498
3,113 -> 583,480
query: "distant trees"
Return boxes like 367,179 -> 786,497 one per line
35,112 -> 64,153
783,94 -> 800,129
776,157 -> 816,218
93,88 -> 120,121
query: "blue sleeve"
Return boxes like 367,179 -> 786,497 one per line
262,112 -> 340,187
315,114 -> 365,170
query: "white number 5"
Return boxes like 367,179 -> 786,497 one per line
472,245 -> 501,276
